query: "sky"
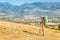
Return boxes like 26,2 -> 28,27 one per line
0,0 -> 60,5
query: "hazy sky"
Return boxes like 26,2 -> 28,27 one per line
0,0 -> 60,5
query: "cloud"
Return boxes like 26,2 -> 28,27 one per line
0,13 -> 6,15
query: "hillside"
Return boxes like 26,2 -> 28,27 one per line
0,20 -> 60,40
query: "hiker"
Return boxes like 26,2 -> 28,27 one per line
40,16 -> 48,36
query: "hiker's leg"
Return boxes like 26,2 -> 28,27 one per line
42,24 -> 45,36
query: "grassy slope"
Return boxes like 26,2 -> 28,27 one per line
0,21 -> 60,40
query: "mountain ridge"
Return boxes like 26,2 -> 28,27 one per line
0,2 -> 60,22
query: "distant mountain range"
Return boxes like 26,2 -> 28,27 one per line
0,2 -> 60,22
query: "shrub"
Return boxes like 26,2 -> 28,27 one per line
58,24 -> 60,29
22,21 -> 30,24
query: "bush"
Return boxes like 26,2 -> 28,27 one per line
22,21 -> 30,25
58,24 -> 60,29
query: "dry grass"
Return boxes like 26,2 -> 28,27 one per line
0,20 -> 60,40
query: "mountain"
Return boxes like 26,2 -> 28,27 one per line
0,2 -> 60,22
19,2 -> 60,16
20,2 -> 60,10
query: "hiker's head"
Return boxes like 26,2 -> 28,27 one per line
41,16 -> 44,19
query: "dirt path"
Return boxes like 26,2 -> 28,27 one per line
0,21 -> 60,40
